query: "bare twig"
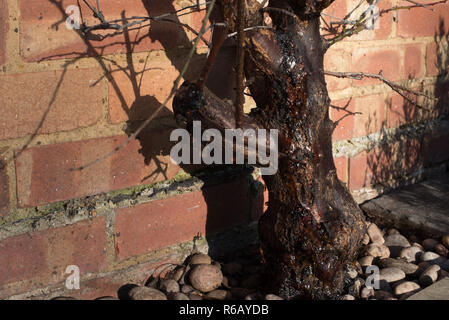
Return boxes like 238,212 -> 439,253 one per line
324,70 -> 434,111
236,0 -> 245,128
71,0 -> 217,171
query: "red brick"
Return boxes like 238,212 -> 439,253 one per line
15,132 -> 179,207
334,156 -> 348,184
19,0 -> 188,62
351,46 -> 401,86
346,0 -> 394,41
349,151 -> 369,190
404,44 -> 423,79
0,217 -> 106,293
398,0 -> 449,38
108,58 -> 179,124
386,92 -> 420,128
426,42 -> 439,77
191,9 -> 213,48
114,179 -> 251,261
352,94 -> 385,138
324,48 -> 351,92
0,153 -> 9,216
330,98 -> 355,141
0,69 -> 103,140
0,0 -> 8,66
321,0 -> 348,39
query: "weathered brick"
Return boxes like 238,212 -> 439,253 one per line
108,57 -> 180,124
0,0 -> 8,66
386,92 -> 420,128
398,0 -> 449,38
352,94 -> 385,138
334,156 -> 348,184
19,0 -> 188,62
352,46 -> 401,86
0,153 -> 9,216
0,217 -> 107,293
330,98 -> 355,141
114,178 -> 251,261
348,151 -> 369,190
404,44 -> 423,79
0,69 -> 103,140
324,48 -> 351,92
15,132 -> 179,207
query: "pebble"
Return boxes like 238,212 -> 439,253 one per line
206,290 -> 232,300
348,278 -> 364,298
159,279 -> 180,294
438,269 -> 449,279
419,265 -> 440,286
95,296 -> 118,300
265,294 -> 283,300
189,293 -> 203,300
364,244 -> 390,259
434,243 -> 448,257
412,242 -> 424,250
386,228 -> 400,236
181,285 -> 194,294
367,223 -> 385,244
399,246 -> 423,263
171,266 -> 186,282
422,239 -> 439,251
420,251 -> 447,267
393,281 -> 420,295
358,256 -> 374,267
168,292 -> 190,300
245,293 -> 264,300
384,234 -> 410,257
51,296 -> 76,300
189,264 -> 223,293
379,267 -> 406,283
223,262 -> 242,276
442,234 -> 449,249
189,253 -> 212,265
377,258 -> 419,275
360,287 -> 374,299
342,294 -> 355,300
128,286 -> 167,300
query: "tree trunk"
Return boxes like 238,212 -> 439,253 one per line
173,0 -> 366,299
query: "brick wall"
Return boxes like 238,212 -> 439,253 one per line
0,0 -> 448,299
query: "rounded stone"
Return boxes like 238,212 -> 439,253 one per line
420,251 -> 446,267
159,279 -> 180,294
362,234 -> 370,245
95,296 -> 118,300
360,287 -> 374,299
171,266 -> 186,282
399,246 -> 423,263
51,296 -> 76,300
377,258 -> 419,275
442,234 -> 449,249
189,293 -> 203,300
189,253 -> 212,265
342,294 -> 355,300
367,223 -> 385,244
181,285 -> 194,294
385,234 -> 410,258
205,289 -> 232,300
364,244 -> 390,259
374,290 -> 393,300
128,286 -> 167,300
393,281 -> 420,295
434,243 -> 448,257
419,265 -> 440,287
189,264 -> 223,293
265,294 -> 283,300
422,238 -> 439,251
168,292 -> 190,300
379,267 -> 406,283
386,228 -> 400,236
358,256 -> 374,267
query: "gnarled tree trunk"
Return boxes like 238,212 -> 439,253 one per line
173,0 -> 366,299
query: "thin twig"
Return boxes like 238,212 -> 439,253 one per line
324,70 -> 434,111
236,0 -> 245,128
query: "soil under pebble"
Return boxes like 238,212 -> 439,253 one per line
52,222 -> 449,300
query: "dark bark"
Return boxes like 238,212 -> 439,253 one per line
173,0 -> 366,299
